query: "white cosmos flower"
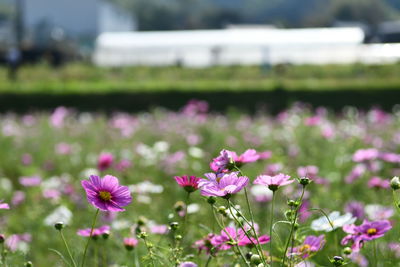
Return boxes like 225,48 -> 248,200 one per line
44,205 -> 72,226
311,211 -> 356,232
365,204 -> 394,220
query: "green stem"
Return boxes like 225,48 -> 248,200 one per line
211,205 -> 250,267
227,200 -> 263,261
60,230 -> 78,267
143,237 -> 156,267
281,186 -> 305,267
234,165 -> 267,264
81,209 -> 100,267
269,191 -> 276,266
182,192 -> 191,235
205,255 -> 212,267
373,240 -> 378,267
392,191 -> 400,214
134,247 -> 140,267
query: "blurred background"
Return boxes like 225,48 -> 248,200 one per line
0,0 -> 400,112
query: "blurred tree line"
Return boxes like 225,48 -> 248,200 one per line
109,0 -> 400,30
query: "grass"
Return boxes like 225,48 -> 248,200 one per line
1,63 -> 400,94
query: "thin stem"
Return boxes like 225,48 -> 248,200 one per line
269,191 -> 276,266
373,240 -> 378,267
60,230 -> 78,267
182,192 -> 191,235
234,165 -> 266,264
81,209 -> 100,267
281,186 -> 305,267
1,243 -> 6,267
211,205 -> 250,267
134,247 -> 140,267
227,200 -> 263,260
205,255 -> 212,267
392,191 -> 400,214
143,237 -> 156,267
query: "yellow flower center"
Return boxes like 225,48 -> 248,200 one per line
99,191 -> 112,201
367,228 -> 377,235
299,244 -> 311,253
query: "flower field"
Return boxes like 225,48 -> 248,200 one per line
0,101 -> 399,266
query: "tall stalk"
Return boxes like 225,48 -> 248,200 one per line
81,209 -> 100,267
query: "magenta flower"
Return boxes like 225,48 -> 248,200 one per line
199,172 -> 249,198
0,201 -> 9,210
19,176 -> 41,187
6,233 -> 31,252
81,175 -> 132,212
352,148 -> 379,162
211,226 -> 270,251
174,175 -> 201,193
209,149 -> 233,173
210,149 -> 261,173
341,220 -> 392,252
150,224 -> 169,235
124,237 -> 139,250
367,177 -> 390,189
97,153 -> 114,171
253,173 -> 293,191
290,235 -> 325,259
77,225 -> 110,237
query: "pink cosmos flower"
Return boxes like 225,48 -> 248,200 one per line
50,106 -> 69,128
341,220 -> 392,252
348,252 -> 368,267
367,177 -> 390,189
11,191 -> 25,206
199,172 -> 249,198
0,201 -> 9,210
150,224 -> 169,235
253,173 -> 293,191
210,149 -> 261,173
81,175 -> 132,212
97,153 -> 114,171
352,148 -> 379,162
179,262 -> 198,267
124,237 -> 139,250
6,233 -> 31,252
211,226 -> 269,251
77,225 -> 110,237
379,152 -> 400,163
55,143 -> 72,155
21,153 -> 32,165
289,235 -> 325,258
193,234 -> 216,254
345,164 -> 366,184
345,201 -> 365,220
19,176 -> 41,187
174,175 -> 201,193
115,159 -> 132,172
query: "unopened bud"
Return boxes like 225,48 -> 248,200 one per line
391,176 -> 400,190
54,222 -> 64,231
207,196 -> 216,205
218,206 -> 227,216
174,201 -> 185,212
343,247 -> 352,255
0,234 -> 5,243
25,261 -> 33,267
175,234 -> 182,241
170,222 -> 179,231
330,256 -> 344,266
250,254 -> 261,265
299,177 -> 311,186
137,216 -> 147,226
137,232 -> 148,239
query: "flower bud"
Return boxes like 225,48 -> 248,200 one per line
25,261 -> 33,267
174,201 -> 185,212
285,210 -> 294,220
102,232 -> 109,240
391,176 -> 400,190
175,234 -> 182,241
330,256 -> 344,266
250,254 -> 261,265
293,222 -> 299,231
137,232 -> 148,239
54,222 -> 64,231
0,234 -> 5,243
218,206 -> 227,216
245,252 -> 253,260
299,177 -> 310,186
287,199 -> 297,207
170,222 -> 179,231
207,196 -> 217,205
137,216 -> 148,226
343,247 -> 352,255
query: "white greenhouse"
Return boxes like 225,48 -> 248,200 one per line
93,27 -> 400,67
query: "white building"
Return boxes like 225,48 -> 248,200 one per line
93,27 -> 400,67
